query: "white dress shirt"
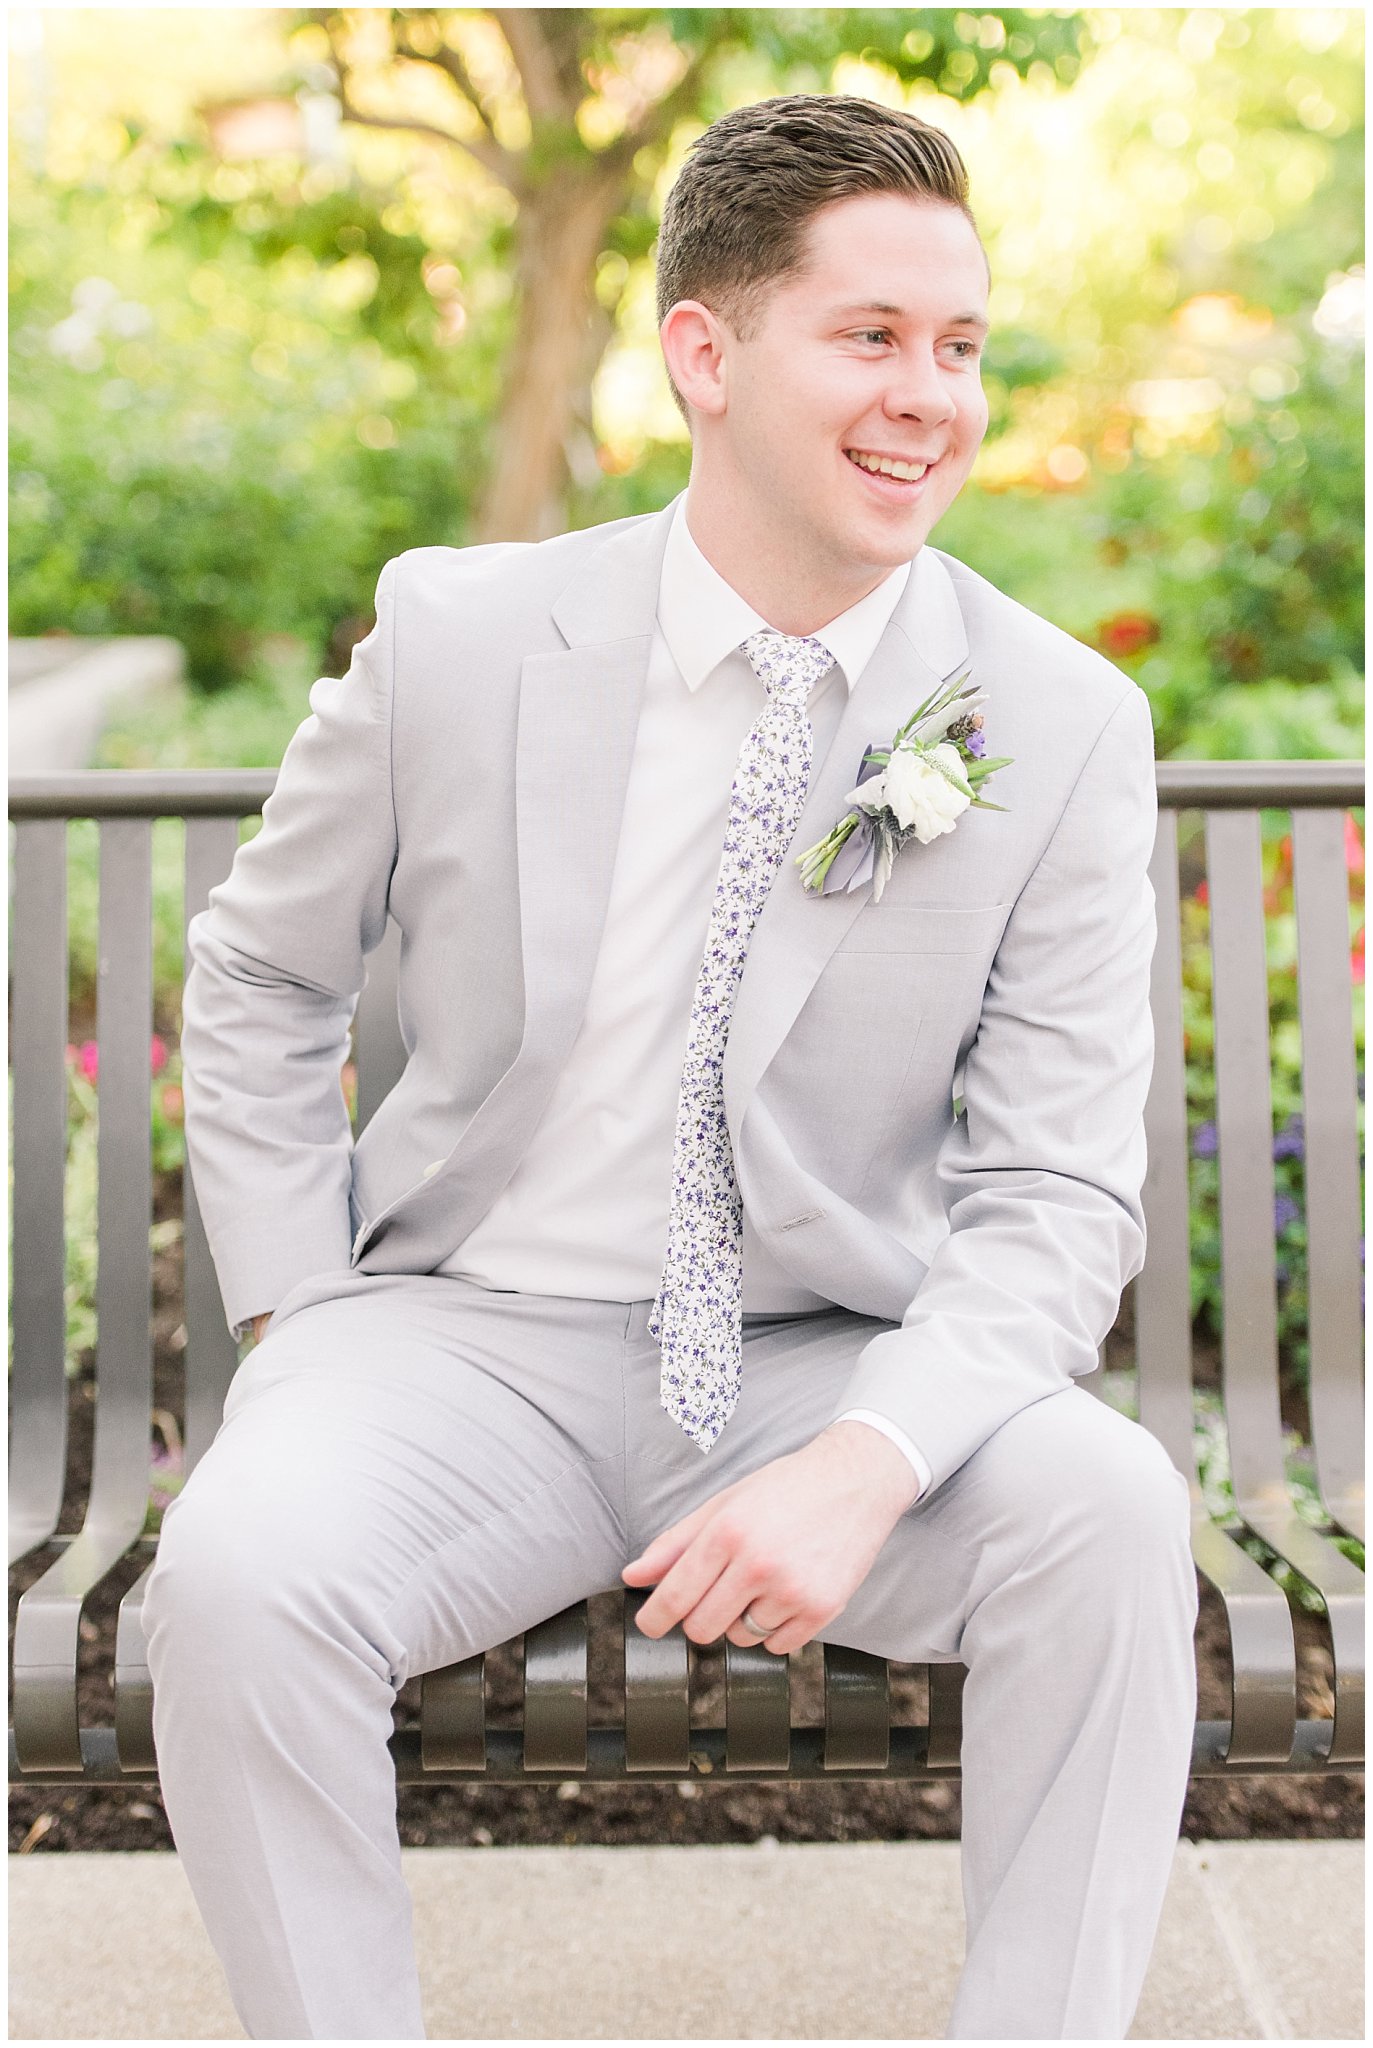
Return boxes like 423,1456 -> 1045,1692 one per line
437,496 -> 932,1501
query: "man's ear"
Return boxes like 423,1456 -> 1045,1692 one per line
659,299 -> 728,421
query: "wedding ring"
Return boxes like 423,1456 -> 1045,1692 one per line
740,1606 -> 775,1638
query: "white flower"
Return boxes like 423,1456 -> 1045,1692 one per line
851,742 -> 972,844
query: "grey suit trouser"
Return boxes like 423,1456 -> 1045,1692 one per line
142,1268 -> 1198,2041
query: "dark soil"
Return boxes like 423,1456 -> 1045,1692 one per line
9,1202 -> 1364,1856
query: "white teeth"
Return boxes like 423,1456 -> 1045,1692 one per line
847,451 -> 929,481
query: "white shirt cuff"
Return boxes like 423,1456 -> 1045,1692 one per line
834,1409 -> 932,1501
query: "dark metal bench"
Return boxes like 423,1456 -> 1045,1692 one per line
9,763 -> 1365,1787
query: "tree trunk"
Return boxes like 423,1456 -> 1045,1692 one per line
475,164 -> 626,543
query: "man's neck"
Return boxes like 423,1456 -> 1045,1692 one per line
682,481 -> 899,635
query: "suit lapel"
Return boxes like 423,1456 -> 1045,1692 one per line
509,504 -> 675,1078
721,544 -> 970,1153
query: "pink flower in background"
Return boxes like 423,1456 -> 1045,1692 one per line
1346,815 -> 1365,879
67,1037 -> 173,1087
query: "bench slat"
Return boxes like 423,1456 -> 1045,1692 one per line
1206,809 -> 1290,1502
1190,1515 -> 1298,1764
523,1602 -> 590,1771
1138,811 -> 1206,1471
13,821 -> 157,1772
354,917 -> 407,1136
1144,809 -> 1299,1760
181,817 -> 246,1466
1292,809 -> 1366,1542
926,1661 -> 966,1771
821,1643 -> 890,1770
8,819 -> 70,1565
623,1589 -> 691,1772
724,1638 -> 791,1770
1207,809 -> 1364,1765
420,1655 -> 487,1771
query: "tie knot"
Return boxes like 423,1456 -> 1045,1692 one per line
740,631 -> 836,706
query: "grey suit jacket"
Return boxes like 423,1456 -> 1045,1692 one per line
180,496 -> 1158,1496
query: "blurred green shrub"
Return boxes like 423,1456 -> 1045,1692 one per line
9,144 -> 493,684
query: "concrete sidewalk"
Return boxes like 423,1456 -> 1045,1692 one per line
9,1839 -> 1363,2039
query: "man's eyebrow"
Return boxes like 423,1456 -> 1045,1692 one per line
828,302 -> 990,333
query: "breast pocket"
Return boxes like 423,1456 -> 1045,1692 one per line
835,900 -> 1012,956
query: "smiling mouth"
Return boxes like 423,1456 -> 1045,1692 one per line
844,449 -> 936,482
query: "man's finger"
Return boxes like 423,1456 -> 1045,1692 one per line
722,1608 -> 817,1656
723,1604 -> 794,1649
676,1558 -> 771,1646
621,1498 -> 718,1586
632,1526 -> 733,1637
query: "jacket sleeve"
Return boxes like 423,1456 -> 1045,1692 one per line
179,557 -> 399,1339
828,682 -> 1158,1495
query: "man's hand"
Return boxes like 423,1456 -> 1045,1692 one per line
621,1421 -> 922,1656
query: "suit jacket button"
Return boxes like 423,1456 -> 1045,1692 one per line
422,1160 -> 443,1178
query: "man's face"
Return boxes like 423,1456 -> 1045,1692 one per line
715,192 -> 990,572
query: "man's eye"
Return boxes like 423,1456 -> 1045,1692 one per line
948,339 -> 981,358
854,329 -> 891,346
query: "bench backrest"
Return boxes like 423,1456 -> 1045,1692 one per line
8,762 -> 1365,1776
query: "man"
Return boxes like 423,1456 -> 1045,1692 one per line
144,93 -> 1197,2040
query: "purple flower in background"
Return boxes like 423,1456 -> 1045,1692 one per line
1192,1121 -> 1218,1159
966,729 -> 986,759
1272,1114 -> 1305,1161
1274,1193 -> 1301,1234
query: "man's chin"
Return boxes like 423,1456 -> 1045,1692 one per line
836,510 -> 934,572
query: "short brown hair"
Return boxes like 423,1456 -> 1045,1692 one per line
656,93 -> 981,412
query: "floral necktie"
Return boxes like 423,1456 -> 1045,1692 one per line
649,630 -> 838,1452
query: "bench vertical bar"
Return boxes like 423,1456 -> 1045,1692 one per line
724,1642 -> 790,1770
1137,807 -> 1199,1472
114,807 -> 248,1771
623,1591 -> 691,1773
89,817 -> 157,1545
523,1604 -> 590,1772
1207,809 -> 1363,1765
180,814 -> 246,1469
1147,804 -> 1296,1764
8,819 -> 70,1563
354,916 -> 407,1134
1291,808 -> 1365,1542
12,817 -> 156,1773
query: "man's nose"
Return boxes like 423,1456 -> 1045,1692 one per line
882,351 -> 957,428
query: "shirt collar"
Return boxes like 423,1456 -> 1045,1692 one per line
656,493 -> 911,695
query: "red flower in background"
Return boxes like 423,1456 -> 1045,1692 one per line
1353,925 -> 1365,986
1098,612 -> 1161,660
1346,814 -> 1365,882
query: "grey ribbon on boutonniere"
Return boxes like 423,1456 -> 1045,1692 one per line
795,669 -> 1013,903
808,745 -> 887,894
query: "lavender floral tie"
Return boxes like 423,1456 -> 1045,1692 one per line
649,630 -> 837,1452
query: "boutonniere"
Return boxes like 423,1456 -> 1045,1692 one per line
795,670 -> 1012,902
